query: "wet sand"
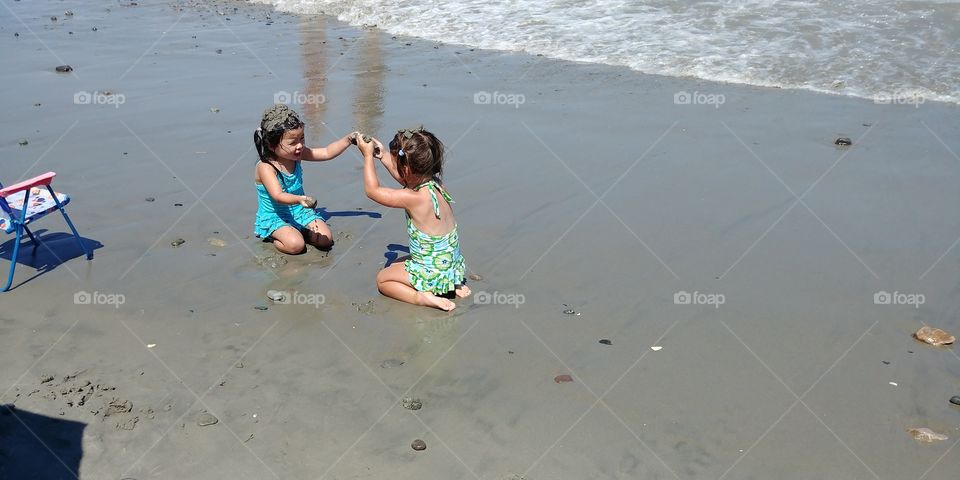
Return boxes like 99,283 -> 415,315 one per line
1,1 -> 959,479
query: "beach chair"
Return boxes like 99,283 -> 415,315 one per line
0,172 -> 91,291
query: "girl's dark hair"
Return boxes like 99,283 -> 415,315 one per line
254,104 -> 304,162
389,127 -> 445,180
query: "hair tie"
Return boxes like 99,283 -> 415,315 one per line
398,148 -> 405,157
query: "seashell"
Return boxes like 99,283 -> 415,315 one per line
908,428 -> 948,443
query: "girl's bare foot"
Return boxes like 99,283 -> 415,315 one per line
417,292 -> 456,311
455,285 -> 472,298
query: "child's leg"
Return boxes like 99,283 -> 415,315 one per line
270,226 -> 306,254
376,262 -> 456,311
303,219 -> 333,250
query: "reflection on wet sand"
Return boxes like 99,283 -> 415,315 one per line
299,17 -> 328,131
297,19 -> 384,139
353,29 -> 385,136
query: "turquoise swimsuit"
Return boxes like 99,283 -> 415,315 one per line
254,161 -> 321,238
404,180 -> 466,294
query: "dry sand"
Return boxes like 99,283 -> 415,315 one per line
1,1 -> 959,479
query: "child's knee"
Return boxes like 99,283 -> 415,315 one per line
277,236 -> 305,254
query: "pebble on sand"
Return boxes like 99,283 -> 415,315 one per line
411,439 -> 427,451
401,397 -> 422,411
554,374 -> 573,384
380,358 -> 404,369
170,238 -> 185,247
55,65 -> 73,73
266,290 -> 287,303
18,139 -> 28,146
913,326 -> 955,346
197,412 -> 218,427
834,137 -> 852,146
950,395 -> 960,406
468,273 -> 483,281
599,339 -> 612,345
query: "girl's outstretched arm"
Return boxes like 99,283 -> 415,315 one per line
361,138 -> 412,208
258,162 -> 309,205
302,131 -> 358,161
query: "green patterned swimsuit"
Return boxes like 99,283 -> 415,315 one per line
404,180 -> 466,295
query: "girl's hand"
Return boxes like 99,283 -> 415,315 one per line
357,135 -> 376,157
370,137 -> 384,158
299,195 -> 317,209
347,131 -> 361,144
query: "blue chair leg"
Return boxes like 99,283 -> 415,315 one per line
3,226 -> 23,292
59,209 -> 91,260
23,226 -> 40,254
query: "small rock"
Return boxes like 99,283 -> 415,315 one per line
64,10 -> 73,16
170,238 -> 185,247
208,238 -> 227,248
253,305 -> 268,311
216,49 -> 223,54
266,290 -> 287,303
599,339 -> 612,346
197,412 -> 218,426
40,374 -> 54,383
18,139 -> 28,146
468,273 -> 483,281
562,309 -> 580,316
908,427 -> 948,443
650,346 -> 663,351
949,395 -> 960,406
173,203 -> 183,207
210,107 -> 220,113
144,197 -> 155,202
92,27 -> 98,32
411,439 -> 426,451
834,137 -> 852,146
50,16 -> 57,21
554,374 -> 573,384
55,65 -> 72,73
299,196 -> 317,209
914,326 -> 955,346
401,397 -> 422,411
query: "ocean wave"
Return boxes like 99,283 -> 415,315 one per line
250,0 -> 960,104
